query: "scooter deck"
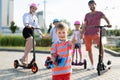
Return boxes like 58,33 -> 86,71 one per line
97,62 -> 112,75
105,64 -> 112,70
17,63 -> 33,69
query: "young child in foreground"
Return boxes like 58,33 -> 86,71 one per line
50,22 -> 76,80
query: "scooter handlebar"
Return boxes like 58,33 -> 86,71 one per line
104,25 -> 112,28
93,25 -> 112,28
31,27 -> 40,29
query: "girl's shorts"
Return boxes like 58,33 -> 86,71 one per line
22,27 -> 33,39
74,43 -> 81,49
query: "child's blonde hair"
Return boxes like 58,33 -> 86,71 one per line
56,22 -> 68,32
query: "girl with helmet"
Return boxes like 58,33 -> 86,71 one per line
20,3 -> 44,65
71,21 -> 83,65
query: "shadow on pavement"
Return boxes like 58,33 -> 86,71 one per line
0,67 -> 52,80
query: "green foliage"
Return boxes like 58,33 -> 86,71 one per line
60,19 -> 70,27
105,46 -> 120,53
37,38 -> 52,47
0,35 -> 52,47
106,29 -> 120,36
0,36 -> 25,46
114,29 -> 120,36
10,21 -> 18,33
68,28 -> 73,36
0,33 -> 2,37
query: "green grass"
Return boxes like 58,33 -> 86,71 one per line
0,46 -> 51,51
1,46 -> 120,53
104,46 -> 120,53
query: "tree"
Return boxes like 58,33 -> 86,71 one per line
10,21 -> 18,33
60,19 -> 70,27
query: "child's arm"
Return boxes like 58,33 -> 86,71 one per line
51,53 -> 56,62
51,53 -> 59,67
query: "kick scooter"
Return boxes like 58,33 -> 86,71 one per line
13,28 -> 39,73
95,25 -> 112,75
72,44 -> 87,69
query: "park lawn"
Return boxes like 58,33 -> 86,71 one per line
0,46 -> 51,51
1,46 -> 120,53
104,46 -> 120,53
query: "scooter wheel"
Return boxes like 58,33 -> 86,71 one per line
14,60 -> 19,69
32,63 -> 38,73
107,60 -> 111,65
84,59 -> 87,69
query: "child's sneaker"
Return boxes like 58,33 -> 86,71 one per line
87,65 -> 95,70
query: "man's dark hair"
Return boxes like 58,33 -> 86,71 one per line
88,0 -> 96,5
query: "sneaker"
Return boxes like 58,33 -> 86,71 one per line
19,58 -> 24,64
19,58 -> 27,66
87,65 -> 95,70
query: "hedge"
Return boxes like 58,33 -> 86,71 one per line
0,35 -> 52,47
37,38 -> 52,47
0,36 -> 25,46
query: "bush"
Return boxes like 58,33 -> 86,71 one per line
0,33 -> 2,38
0,35 -> 52,47
37,38 -> 52,47
10,21 -> 18,33
0,36 -> 25,46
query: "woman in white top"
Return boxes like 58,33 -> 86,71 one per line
20,3 -> 44,65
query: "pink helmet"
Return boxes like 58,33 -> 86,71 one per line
74,21 -> 80,25
30,3 -> 38,9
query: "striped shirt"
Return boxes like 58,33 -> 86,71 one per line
51,40 -> 72,76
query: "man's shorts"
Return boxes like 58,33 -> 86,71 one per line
22,27 -> 33,39
84,34 -> 100,52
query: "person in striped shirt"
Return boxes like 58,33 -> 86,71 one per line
51,22 -> 76,80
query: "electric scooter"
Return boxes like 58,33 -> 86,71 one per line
72,44 -> 87,69
95,25 -> 112,75
13,28 -> 39,73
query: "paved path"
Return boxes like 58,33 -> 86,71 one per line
0,45 -> 120,80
